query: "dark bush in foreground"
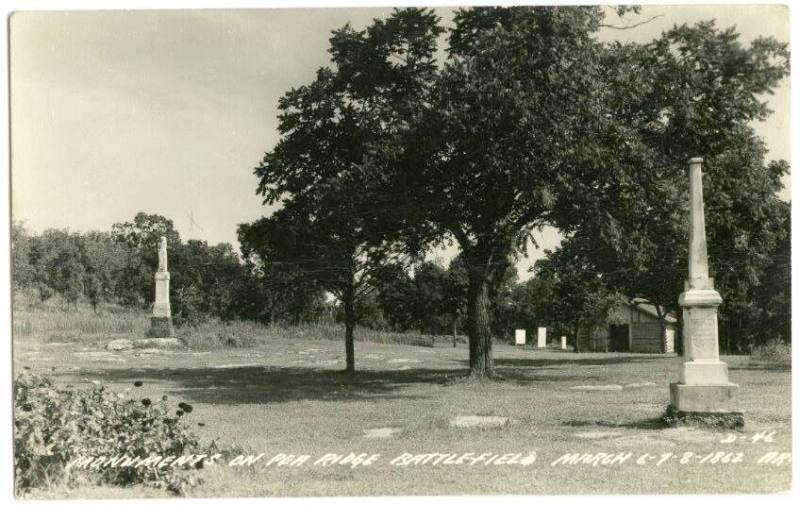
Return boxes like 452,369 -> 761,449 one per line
14,372 -> 203,495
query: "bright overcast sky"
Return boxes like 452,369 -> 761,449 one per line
9,4 -> 790,279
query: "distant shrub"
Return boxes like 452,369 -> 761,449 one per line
178,319 -> 436,349
172,285 -> 208,328
177,319 -> 262,349
267,321 -> 436,347
14,372 -> 204,496
750,339 -> 791,365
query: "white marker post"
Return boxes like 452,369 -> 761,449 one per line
537,327 -> 547,348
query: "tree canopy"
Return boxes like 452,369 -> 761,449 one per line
242,6 -> 789,375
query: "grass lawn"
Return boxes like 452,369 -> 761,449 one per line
12,309 -> 792,497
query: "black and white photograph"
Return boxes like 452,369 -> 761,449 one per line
2,0 -> 794,499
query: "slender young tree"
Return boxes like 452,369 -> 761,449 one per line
244,9 -> 444,372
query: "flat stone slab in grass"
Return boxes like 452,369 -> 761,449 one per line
364,354 -> 384,360
570,385 -> 624,391
134,348 -> 165,355
659,427 -> 719,444
574,431 -> 623,440
133,338 -> 182,349
612,435 -> 677,449
107,339 -> 134,351
625,382 -> 658,388
211,363 -> 261,369
364,427 -> 402,439
74,351 -> 125,363
387,358 -> 420,364
394,365 -> 413,371
450,416 -> 509,429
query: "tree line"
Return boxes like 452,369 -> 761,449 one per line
11,213 -> 320,325
11,212 -> 556,338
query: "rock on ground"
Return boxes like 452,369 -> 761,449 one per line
624,382 -> 658,388
211,363 -> 261,369
612,435 -> 677,449
132,338 -> 182,349
74,351 -> 125,363
574,431 -> 621,440
570,385 -> 624,391
364,427 -> 402,439
134,348 -> 164,355
106,339 -> 133,351
659,426 -> 720,444
450,416 -> 509,428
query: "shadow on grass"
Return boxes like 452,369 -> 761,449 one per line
729,362 -> 791,372
562,417 -> 668,430
492,356 -> 675,369
80,366 -> 458,405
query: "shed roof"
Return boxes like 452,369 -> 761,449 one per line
629,298 -> 677,323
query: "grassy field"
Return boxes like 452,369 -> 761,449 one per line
12,304 -> 792,497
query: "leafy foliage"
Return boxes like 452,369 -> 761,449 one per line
14,372 -> 204,495
12,213 -> 325,327
242,8 -> 445,372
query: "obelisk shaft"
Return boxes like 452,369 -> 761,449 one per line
688,158 -> 710,285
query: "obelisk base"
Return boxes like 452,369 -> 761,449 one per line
149,271 -> 173,337
670,382 -> 740,412
668,282 -> 742,428
149,316 -> 174,338
666,384 -> 744,429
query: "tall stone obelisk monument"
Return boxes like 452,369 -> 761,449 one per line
150,236 -> 174,337
669,158 -> 742,426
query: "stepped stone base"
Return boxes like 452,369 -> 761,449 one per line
663,404 -> 744,430
149,317 -> 174,338
667,382 -> 743,429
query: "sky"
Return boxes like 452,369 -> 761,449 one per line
9,4 -> 790,280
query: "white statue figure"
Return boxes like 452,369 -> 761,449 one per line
158,236 -> 168,272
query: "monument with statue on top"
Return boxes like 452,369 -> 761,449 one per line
149,236 -> 174,338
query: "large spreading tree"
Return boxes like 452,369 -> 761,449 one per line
548,20 -> 790,353
383,7 -> 637,377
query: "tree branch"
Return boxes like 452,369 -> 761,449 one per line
600,15 -> 663,31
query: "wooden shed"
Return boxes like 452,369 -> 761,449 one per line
577,300 -> 676,353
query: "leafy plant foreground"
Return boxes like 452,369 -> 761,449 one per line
14,372 -> 208,496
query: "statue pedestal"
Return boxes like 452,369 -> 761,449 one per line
668,280 -> 742,426
150,271 -> 173,337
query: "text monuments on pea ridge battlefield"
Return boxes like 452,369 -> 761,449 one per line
7,3 -> 792,499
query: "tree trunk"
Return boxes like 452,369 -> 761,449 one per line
344,294 -> 356,373
452,317 -> 458,348
466,271 -> 493,377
